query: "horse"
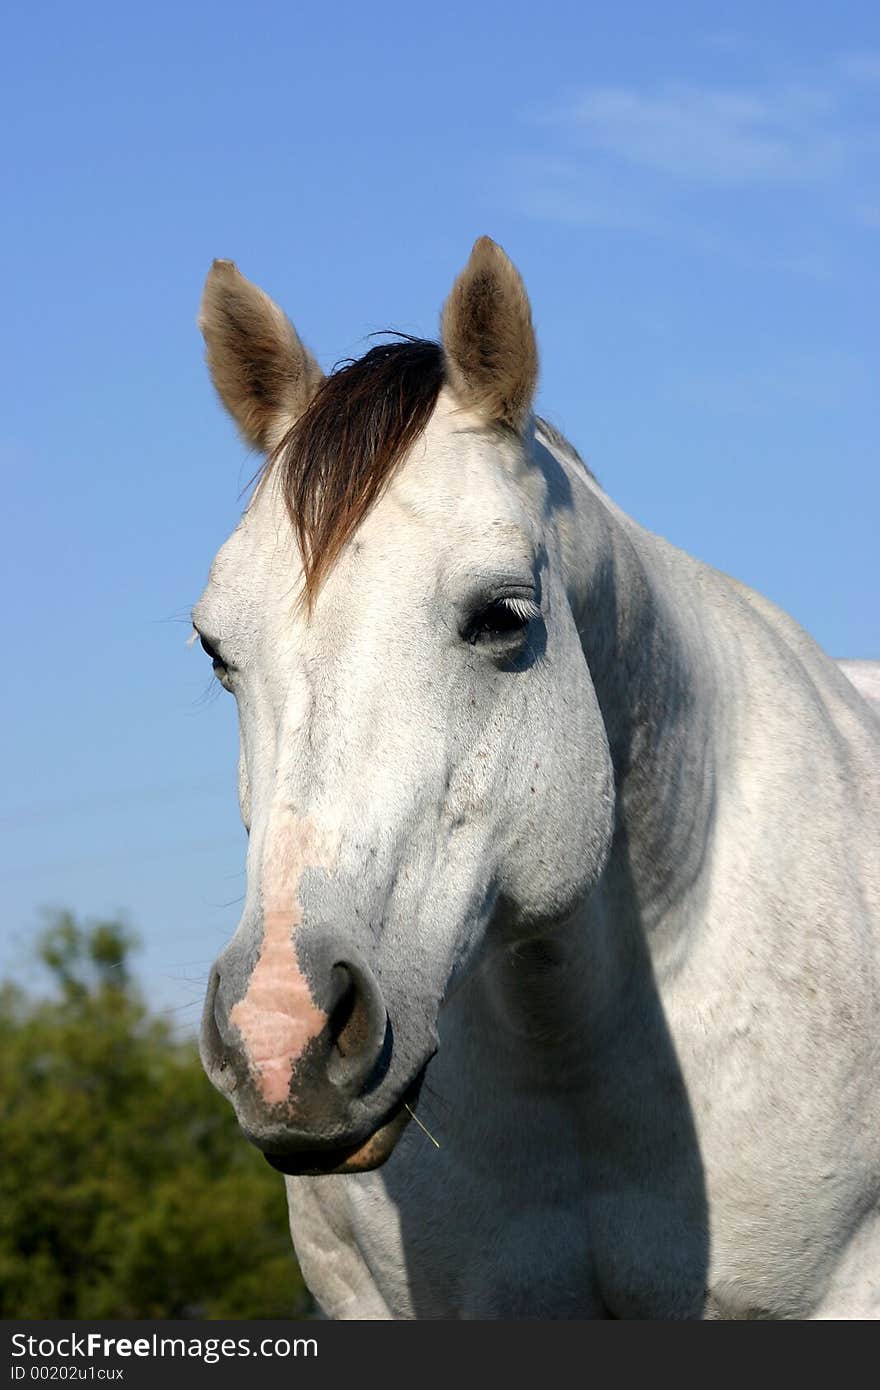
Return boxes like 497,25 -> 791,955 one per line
194,238 -> 880,1318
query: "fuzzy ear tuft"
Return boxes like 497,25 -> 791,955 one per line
440,237 -> 538,431
198,260 -> 324,452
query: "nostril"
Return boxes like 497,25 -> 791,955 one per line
325,959 -> 388,1094
328,965 -> 365,1056
328,968 -> 353,1048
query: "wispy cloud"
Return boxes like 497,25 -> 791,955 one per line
507,56 -> 879,269
547,82 -> 846,186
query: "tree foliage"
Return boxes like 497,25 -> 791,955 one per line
0,912 -> 311,1318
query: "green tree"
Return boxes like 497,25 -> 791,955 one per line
0,912 -> 311,1318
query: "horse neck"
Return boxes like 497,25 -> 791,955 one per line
571,481 -> 720,946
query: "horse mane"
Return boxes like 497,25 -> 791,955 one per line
260,334 -> 591,607
261,337 -> 445,607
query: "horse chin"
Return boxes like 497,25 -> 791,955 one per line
264,1110 -> 409,1176
261,1069 -> 426,1177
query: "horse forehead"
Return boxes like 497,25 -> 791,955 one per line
396,403 -> 536,519
359,489 -> 538,581
360,428 -> 541,578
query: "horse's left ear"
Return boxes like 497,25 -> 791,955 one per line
198,260 -> 324,453
441,237 -> 538,432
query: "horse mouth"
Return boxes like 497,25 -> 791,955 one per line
262,1067 -> 428,1177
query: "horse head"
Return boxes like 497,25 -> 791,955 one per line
195,240 -> 615,1174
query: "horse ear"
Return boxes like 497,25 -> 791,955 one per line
198,260 -> 324,453
441,237 -> 538,432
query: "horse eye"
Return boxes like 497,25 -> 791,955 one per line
198,634 -> 233,689
468,598 -> 535,645
199,634 -> 223,665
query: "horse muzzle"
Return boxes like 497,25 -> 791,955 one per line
200,929 -> 436,1172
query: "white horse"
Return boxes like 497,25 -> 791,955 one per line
194,239 -> 880,1318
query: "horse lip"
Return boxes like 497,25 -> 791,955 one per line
262,1064 -> 430,1177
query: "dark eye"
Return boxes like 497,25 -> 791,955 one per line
199,634 -> 233,690
466,597 -> 539,646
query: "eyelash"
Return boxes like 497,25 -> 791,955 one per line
467,596 -> 540,644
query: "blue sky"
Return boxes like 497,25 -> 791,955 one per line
2,1 -> 877,1023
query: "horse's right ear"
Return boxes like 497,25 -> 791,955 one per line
441,237 -> 538,432
198,260 -> 324,453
